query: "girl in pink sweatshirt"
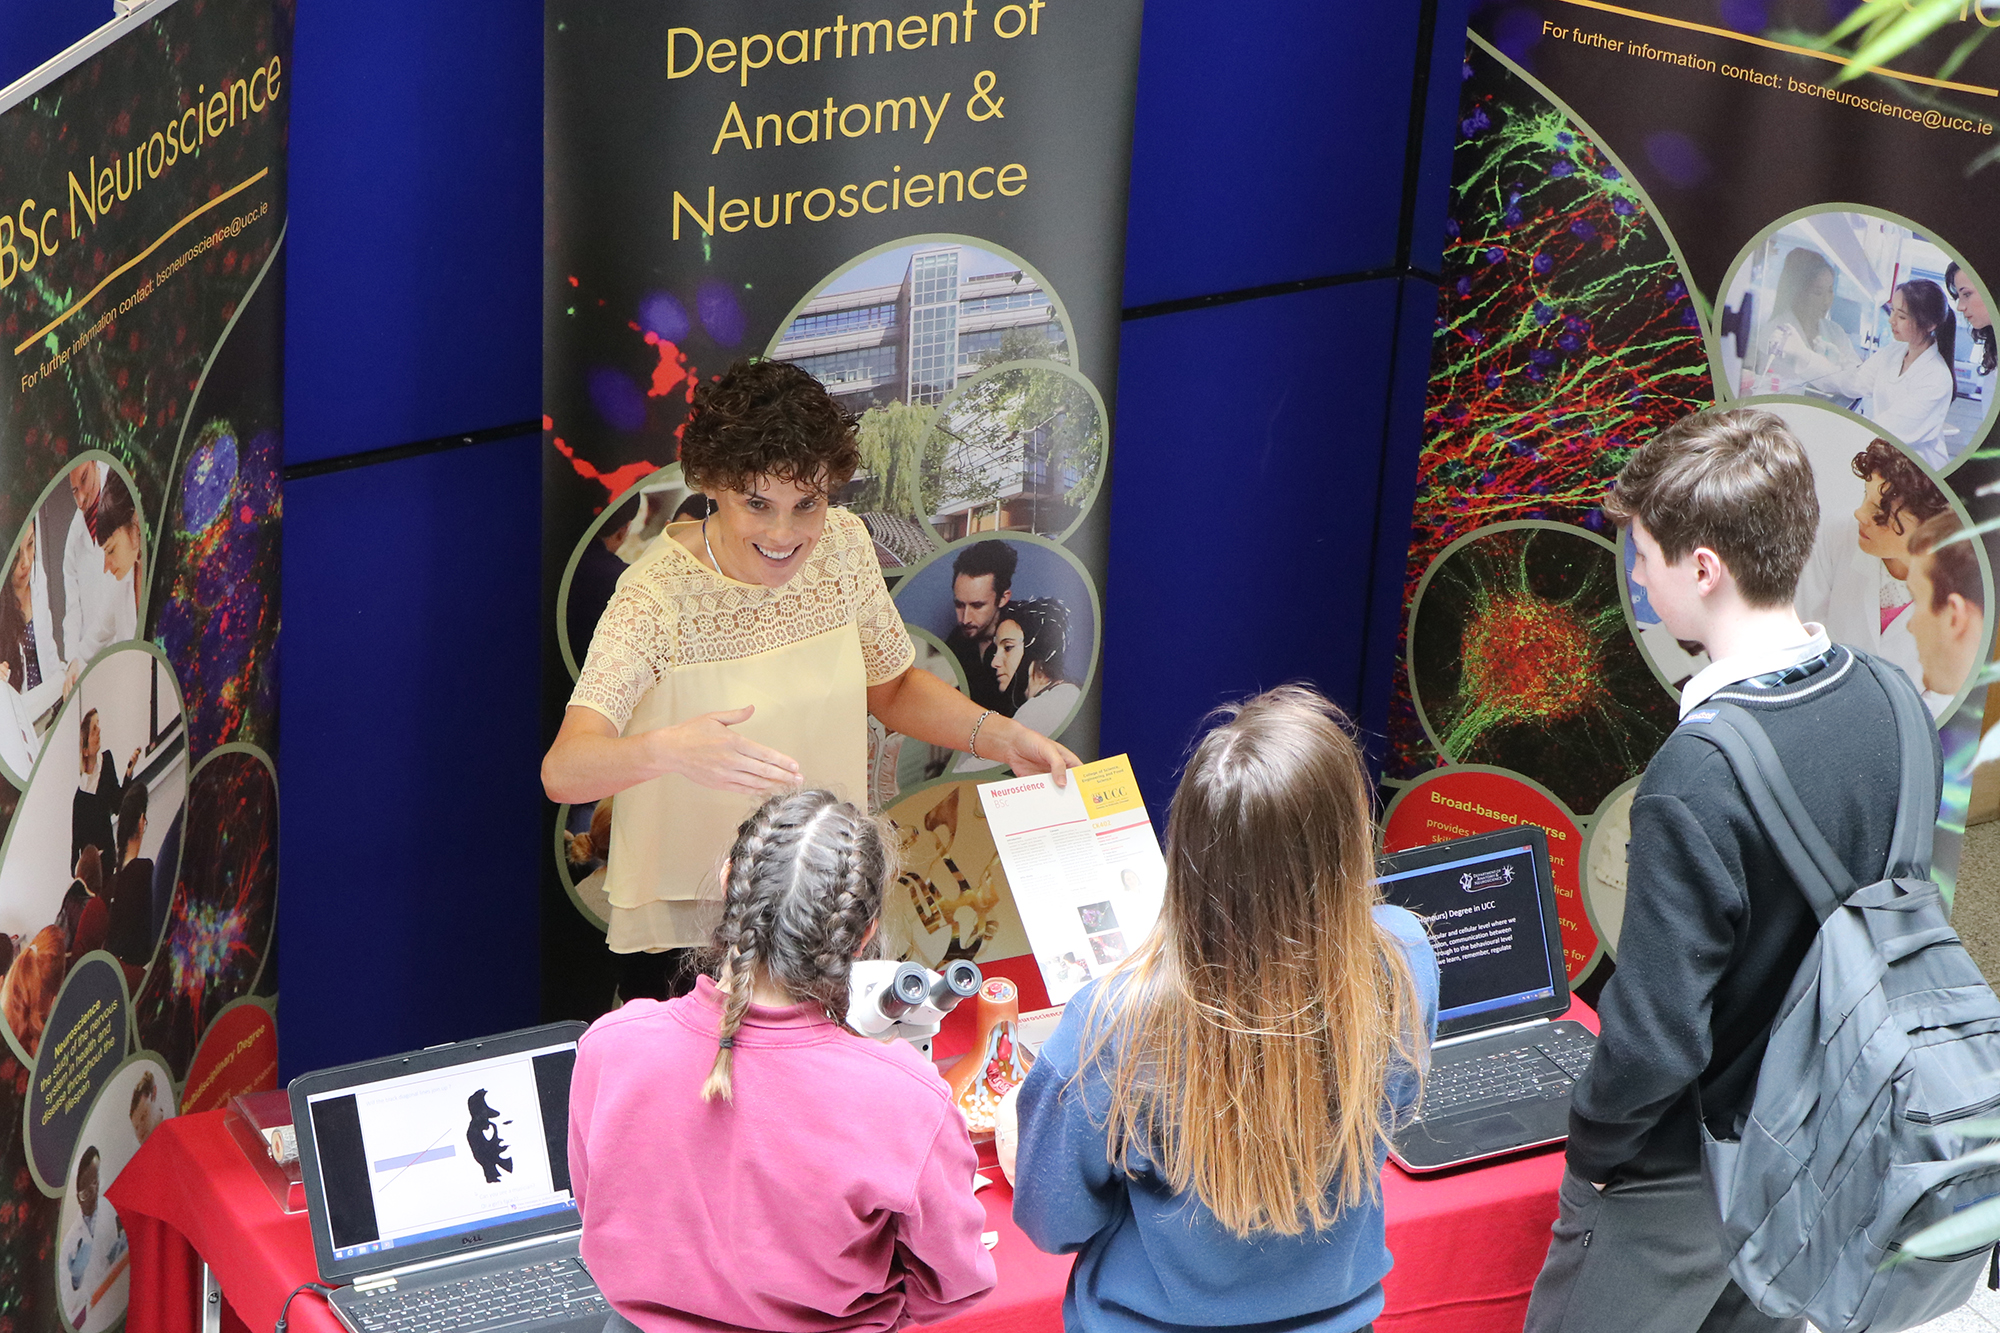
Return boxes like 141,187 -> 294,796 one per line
568,789 -> 997,1333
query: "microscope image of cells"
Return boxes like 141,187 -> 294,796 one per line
1410,524 -> 1678,816
1388,39 -> 1712,778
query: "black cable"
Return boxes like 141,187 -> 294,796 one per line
276,1281 -> 334,1333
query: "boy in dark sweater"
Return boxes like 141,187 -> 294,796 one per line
1523,407 -> 1941,1333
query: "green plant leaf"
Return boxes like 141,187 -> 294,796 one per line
1896,1195 -> 2000,1260
1934,26 -> 1992,82
1833,0 -> 1967,84
1823,0 -> 1910,47
1832,0 -> 1920,48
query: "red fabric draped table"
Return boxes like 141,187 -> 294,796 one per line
108,1000 -> 1593,1333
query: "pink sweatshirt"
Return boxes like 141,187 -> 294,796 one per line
568,976 -> 997,1332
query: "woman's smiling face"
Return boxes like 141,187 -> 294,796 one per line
706,474 -> 832,586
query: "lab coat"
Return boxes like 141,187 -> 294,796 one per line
1808,342 -> 1955,469
1743,314 -> 1860,397
61,1199 -> 126,1329
1792,517 -> 1927,701
6,518 -> 65,733
61,470 -> 136,669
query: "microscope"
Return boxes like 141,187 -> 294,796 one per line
846,958 -> 982,1058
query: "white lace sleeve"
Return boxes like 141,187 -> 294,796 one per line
569,580 -> 673,729
838,511 -> 916,686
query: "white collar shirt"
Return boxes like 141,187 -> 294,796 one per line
1677,623 -> 1833,719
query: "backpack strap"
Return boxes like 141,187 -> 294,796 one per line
1687,704 -> 1852,924
1854,653 -> 1937,882
1679,649 -> 1937,923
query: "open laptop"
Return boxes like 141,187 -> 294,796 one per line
1376,827 -> 1596,1172
290,1021 -> 610,1333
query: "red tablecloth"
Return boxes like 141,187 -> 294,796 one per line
109,1000 -> 1593,1333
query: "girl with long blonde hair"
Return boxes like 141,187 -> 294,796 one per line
1012,685 -> 1438,1332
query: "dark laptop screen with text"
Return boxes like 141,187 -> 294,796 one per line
1377,841 -> 1556,1025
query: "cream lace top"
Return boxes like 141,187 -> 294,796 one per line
571,507 -> 916,951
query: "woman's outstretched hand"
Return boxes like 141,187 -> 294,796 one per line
543,702 -> 800,804
656,705 -> 803,794
987,718 -> 1080,787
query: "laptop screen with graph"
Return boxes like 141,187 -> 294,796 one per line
294,1027 -> 580,1280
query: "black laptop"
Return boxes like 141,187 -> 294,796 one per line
290,1021 -> 611,1333
1377,827 -> 1597,1172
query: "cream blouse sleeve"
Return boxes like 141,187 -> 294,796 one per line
840,511 -> 916,686
569,579 -> 673,731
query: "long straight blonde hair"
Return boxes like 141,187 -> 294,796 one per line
1080,685 -> 1422,1237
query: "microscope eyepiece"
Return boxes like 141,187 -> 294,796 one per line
928,959 -> 983,1013
877,962 -> 931,1021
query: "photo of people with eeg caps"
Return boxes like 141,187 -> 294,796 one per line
889,535 -> 1097,775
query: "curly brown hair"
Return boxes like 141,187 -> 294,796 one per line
1851,439 -> 1948,535
678,359 -> 860,497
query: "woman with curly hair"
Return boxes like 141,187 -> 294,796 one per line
543,359 -> 1077,999
1794,437 -> 1951,708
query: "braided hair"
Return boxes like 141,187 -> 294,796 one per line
699,789 -> 896,1103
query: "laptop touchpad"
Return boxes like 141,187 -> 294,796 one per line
1448,1112 -> 1526,1143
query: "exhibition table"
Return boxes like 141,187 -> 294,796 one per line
109,1000 -> 1593,1333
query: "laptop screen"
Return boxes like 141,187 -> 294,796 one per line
303,1040 -> 578,1264
1376,829 -> 1568,1037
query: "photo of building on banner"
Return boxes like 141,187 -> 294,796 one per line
977,755 -> 1164,1004
543,0 -> 1143,1024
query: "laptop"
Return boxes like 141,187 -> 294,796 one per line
1376,827 -> 1597,1172
290,1021 -> 611,1333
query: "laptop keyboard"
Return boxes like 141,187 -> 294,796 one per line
348,1258 -> 607,1332
1417,1028 -> 1596,1121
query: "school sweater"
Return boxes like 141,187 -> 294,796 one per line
568,976 -> 996,1333
1566,644 -> 1941,1181
1011,906 -> 1439,1333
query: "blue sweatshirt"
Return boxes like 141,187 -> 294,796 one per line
1011,906 -> 1439,1333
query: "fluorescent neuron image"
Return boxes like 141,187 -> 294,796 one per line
0,1049 -> 55,1331
132,751 -> 276,1077
1390,41 -> 1713,778
151,421 -> 281,757
1411,524 -> 1679,816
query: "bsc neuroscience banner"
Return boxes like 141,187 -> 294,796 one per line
0,0 -> 289,1328
1389,1 -> 2000,995
544,0 -> 1143,1023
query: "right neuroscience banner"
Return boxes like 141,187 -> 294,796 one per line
1388,4 -> 2000,991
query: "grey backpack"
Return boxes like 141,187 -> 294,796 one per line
1684,654 -> 2000,1333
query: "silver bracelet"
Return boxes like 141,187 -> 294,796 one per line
968,709 -> 995,760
